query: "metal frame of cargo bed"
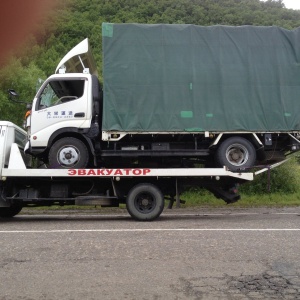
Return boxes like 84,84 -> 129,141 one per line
101,130 -> 300,142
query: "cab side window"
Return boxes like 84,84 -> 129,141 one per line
37,79 -> 85,110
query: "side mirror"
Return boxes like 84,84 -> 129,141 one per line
8,89 -> 30,106
8,89 -> 19,99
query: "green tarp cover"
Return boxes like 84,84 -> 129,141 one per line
102,23 -> 300,132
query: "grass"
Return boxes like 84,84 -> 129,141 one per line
181,190 -> 300,208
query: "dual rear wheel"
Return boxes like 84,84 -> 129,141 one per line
215,137 -> 256,171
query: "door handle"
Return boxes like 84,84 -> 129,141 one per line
74,113 -> 85,117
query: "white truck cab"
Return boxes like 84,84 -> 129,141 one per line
25,39 -> 102,168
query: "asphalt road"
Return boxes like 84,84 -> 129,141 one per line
0,207 -> 300,300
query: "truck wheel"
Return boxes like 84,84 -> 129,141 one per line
0,204 -> 22,218
216,137 -> 256,171
49,137 -> 89,169
126,183 -> 164,221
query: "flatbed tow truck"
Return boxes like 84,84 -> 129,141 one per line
0,121 -> 286,221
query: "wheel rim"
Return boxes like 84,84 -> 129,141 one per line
57,146 -> 80,167
134,192 -> 156,214
225,143 -> 249,166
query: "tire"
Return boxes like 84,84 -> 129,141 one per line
0,204 -> 22,218
215,137 -> 256,171
48,137 -> 89,169
126,183 -> 164,221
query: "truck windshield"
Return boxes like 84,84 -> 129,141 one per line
37,79 -> 85,110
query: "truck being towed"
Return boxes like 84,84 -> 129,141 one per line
18,23 -> 300,170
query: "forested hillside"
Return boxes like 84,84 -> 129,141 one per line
1,0 -> 300,125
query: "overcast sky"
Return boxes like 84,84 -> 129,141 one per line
283,0 -> 300,10
262,0 -> 300,10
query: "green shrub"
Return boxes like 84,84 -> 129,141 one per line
240,157 -> 299,195
178,158 -> 300,207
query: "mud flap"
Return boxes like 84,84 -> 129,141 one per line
206,185 -> 240,204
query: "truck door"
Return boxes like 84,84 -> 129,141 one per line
29,77 -> 90,147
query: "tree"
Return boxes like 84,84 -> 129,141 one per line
0,59 -> 46,125
1,0 -> 300,123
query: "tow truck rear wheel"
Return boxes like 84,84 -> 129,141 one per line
0,204 -> 22,218
48,137 -> 89,169
126,183 -> 164,221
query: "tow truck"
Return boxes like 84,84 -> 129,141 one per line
0,121 -> 285,221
